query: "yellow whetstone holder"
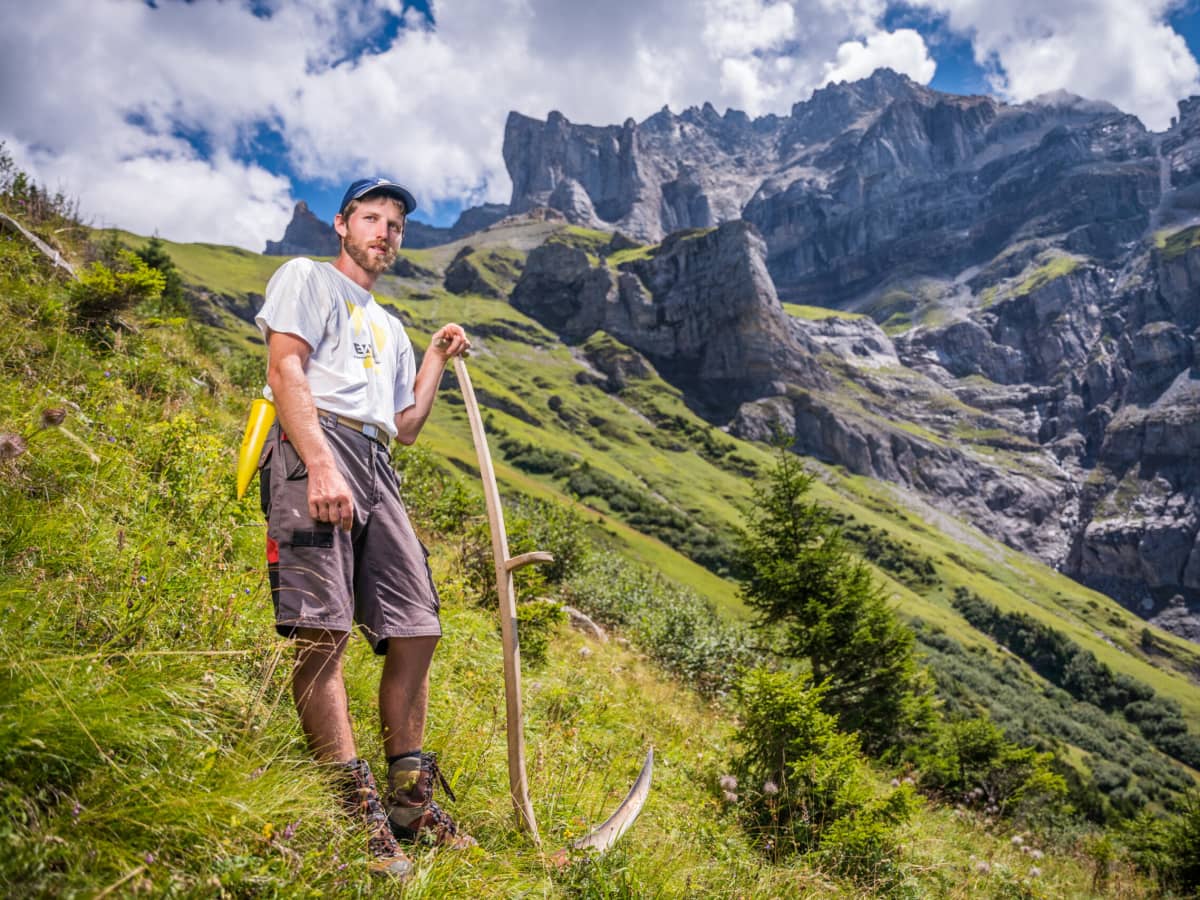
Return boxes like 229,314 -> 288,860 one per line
236,398 -> 276,499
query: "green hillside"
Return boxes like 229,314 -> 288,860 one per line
1,175 -> 1197,895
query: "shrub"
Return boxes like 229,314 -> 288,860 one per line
732,667 -> 914,884
1125,794 -> 1200,894
564,551 -> 752,696
917,717 -> 1067,822
69,251 -> 165,328
515,599 -> 567,668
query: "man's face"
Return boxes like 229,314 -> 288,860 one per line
336,195 -> 405,276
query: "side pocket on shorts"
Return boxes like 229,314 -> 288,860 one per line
279,437 -> 308,480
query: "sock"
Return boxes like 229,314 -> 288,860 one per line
387,749 -> 421,768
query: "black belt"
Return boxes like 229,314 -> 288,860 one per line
316,410 -> 390,449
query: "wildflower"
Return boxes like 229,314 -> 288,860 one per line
974,860 -> 991,875
71,801 -> 82,820
763,780 -> 779,796
1011,834 -> 1024,846
1029,866 -> 1041,878
139,575 -> 147,584
281,821 -> 297,841
578,646 -> 592,658
890,778 -> 900,787
0,433 -> 27,460
144,852 -> 156,865
1030,849 -> 1043,860
718,774 -> 738,792
104,371 -> 112,378
244,587 -> 251,594
722,791 -> 738,804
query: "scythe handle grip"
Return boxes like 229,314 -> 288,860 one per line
505,551 -> 555,572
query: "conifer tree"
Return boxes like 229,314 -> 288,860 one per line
136,235 -> 186,316
736,445 -> 930,752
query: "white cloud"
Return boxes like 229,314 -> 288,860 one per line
0,1 -> 929,249
914,0 -> 1200,130
823,29 -> 937,87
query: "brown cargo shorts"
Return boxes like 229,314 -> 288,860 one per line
259,415 -> 441,653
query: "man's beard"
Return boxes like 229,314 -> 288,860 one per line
343,234 -> 397,275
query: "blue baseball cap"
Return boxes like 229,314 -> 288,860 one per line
338,178 -> 417,216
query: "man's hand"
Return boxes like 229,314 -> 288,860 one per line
430,323 -> 471,360
307,460 -> 354,532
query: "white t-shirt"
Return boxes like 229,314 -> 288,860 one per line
256,258 -> 416,438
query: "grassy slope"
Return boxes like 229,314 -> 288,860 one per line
0,231 -> 1141,896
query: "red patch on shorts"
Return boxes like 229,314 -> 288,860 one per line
266,535 -> 279,564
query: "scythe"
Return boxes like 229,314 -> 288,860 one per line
451,354 -> 652,859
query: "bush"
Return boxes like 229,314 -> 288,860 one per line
732,667 -> 914,884
515,599 -> 567,668
69,251 -> 165,328
1125,793 -> 1200,894
916,717 -> 1067,823
564,551 -> 752,696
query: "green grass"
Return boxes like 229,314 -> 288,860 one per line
783,303 -> 867,321
1154,224 -> 1200,260
1013,255 -> 1081,297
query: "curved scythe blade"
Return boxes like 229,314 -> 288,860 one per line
569,748 -> 654,854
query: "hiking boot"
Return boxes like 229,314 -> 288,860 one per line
385,752 -> 477,849
337,757 -> 414,878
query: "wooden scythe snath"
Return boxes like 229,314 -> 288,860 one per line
452,355 -> 652,858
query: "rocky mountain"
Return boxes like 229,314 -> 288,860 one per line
263,200 -> 341,257
501,70 -> 1200,641
263,201 -> 508,254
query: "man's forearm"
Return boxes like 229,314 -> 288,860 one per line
269,356 -> 336,469
393,351 -> 447,445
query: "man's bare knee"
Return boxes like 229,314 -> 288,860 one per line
292,629 -> 350,700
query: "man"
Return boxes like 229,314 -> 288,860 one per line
255,177 -> 472,878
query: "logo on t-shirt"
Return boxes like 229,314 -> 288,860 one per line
348,305 -> 388,370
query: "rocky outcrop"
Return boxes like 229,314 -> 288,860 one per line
264,201 -> 340,257
512,221 -> 825,415
443,246 -> 503,298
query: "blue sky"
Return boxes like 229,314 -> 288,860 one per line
5,1 -> 1200,249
